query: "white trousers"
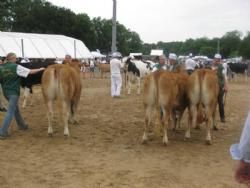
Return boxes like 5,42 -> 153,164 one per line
111,74 -> 122,97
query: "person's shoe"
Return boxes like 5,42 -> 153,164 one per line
0,131 -> 9,139
0,107 -> 7,112
18,124 -> 29,131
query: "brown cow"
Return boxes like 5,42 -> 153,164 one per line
185,69 -> 219,144
41,60 -> 82,136
142,70 -> 189,145
98,63 -> 110,78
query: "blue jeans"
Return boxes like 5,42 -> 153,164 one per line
0,95 -> 27,136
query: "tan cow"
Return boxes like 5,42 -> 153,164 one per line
41,60 -> 82,136
142,70 -> 189,145
98,63 -> 110,78
185,69 -> 219,144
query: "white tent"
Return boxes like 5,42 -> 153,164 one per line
0,32 -> 93,59
91,51 -> 106,58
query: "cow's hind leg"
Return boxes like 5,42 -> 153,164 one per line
142,105 -> 153,144
212,105 -> 218,131
69,102 -> 78,124
185,105 -> 196,140
162,107 -> 170,145
204,105 -> 213,145
137,77 -> 141,95
22,87 -> 30,108
47,100 -> 54,136
61,101 -> 70,136
127,76 -> 131,95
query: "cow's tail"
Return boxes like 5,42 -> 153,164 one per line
52,66 -> 61,97
198,69 -> 206,101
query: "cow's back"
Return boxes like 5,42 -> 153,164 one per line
42,64 -> 81,102
98,64 -> 110,72
201,69 -> 219,105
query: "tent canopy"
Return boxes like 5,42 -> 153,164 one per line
0,32 -> 93,59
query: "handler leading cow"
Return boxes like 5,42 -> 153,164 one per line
0,52 -> 45,139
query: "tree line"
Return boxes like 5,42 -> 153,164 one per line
1,0 -> 249,59
143,30 -> 250,59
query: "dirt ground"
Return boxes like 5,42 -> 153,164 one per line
0,74 -> 250,188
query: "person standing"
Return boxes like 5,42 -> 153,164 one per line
230,111 -> 250,184
64,54 -> 72,63
152,55 -> 167,72
89,59 -> 95,79
0,52 -> 45,139
110,52 -> 122,98
212,53 -> 228,123
185,53 -> 196,75
168,53 -> 179,72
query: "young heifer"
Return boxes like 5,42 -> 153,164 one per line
41,60 -> 82,136
142,70 -> 189,145
186,69 -> 219,144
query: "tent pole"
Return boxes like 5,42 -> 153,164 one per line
74,40 -> 76,58
21,39 -> 24,58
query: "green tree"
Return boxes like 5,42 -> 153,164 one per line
220,30 -> 242,58
199,46 -> 216,58
239,32 -> 250,59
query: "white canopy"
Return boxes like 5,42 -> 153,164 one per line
0,32 -> 93,59
91,51 -> 106,58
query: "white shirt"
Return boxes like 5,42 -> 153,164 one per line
90,60 -> 95,67
185,58 -> 196,70
110,58 -> 122,75
222,63 -> 228,81
230,111 -> 250,163
17,65 -> 30,78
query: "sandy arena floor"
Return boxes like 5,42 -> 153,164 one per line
0,74 -> 249,188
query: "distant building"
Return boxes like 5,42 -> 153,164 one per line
150,49 -> 163,56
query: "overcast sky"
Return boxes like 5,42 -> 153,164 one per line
48,0 -> 250,43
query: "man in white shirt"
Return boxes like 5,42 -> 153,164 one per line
110,52 -> 122,98
185,53 -> 196,75
0,52 -> 45,139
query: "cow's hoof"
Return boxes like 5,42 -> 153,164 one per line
184,137 -> 190,141
205,140 -> 212,145
48,133 -> 53,137
163,141 -> 168,146
184,132 -> 191,140
162,137 -> 169,146
213,126 -> 219,131
69,119 -> 78,125
195,125 -> 201,130
141,139 -> 148,145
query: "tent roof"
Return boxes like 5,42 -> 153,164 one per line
0,32 -> 93,59
91,51 -> 106,58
